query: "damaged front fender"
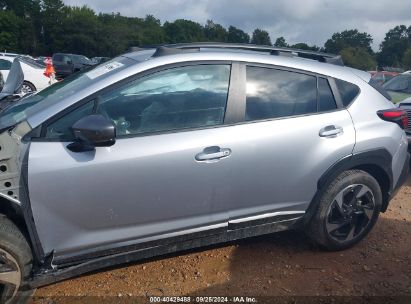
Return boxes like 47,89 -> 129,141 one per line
0,121 -> 31,206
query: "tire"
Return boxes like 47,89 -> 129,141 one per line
19,81 -> 36,95
0,215 -> 34,304
307,170 -> 382,251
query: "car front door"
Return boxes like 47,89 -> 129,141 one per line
225,65 -> 356,227
28,63 -> 235,260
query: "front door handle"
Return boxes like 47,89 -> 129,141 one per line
319,125 -> 343,138
195,146 -> 231,161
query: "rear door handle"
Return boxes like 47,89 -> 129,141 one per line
319,125 -> 344,137
195,146 -> 231,161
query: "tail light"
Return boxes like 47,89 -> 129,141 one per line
377,109 -> 409,129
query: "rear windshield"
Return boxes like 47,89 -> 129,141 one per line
0,56 -> 135,130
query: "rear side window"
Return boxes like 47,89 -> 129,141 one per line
318,78 -> 337,111
246,66 -> 317,121
335,79 -> 360,107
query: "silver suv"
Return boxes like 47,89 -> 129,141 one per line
0,43 -> 409,303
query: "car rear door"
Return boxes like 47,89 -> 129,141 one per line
225,64 -> 356,227
28,63 -> 237,261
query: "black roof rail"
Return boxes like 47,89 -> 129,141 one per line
141,42 -> 344,66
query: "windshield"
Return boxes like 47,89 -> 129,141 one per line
383,74 -> 411,103
73,55 -> 93,65
0,56 -> 135,129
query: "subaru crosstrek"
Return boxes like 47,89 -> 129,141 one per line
0,43 -> 409,303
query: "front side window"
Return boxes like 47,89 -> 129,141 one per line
96,64 -> 230,136
44,64 -> 231,139
245,66 -> 317,121
0,59 -> 12,70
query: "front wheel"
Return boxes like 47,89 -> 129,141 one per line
19,81 -> 36,95
307,170 -> 382,251
0,216 -> 34,303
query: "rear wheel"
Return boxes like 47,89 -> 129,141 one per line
0,216 -> 33,304
307,170 -> 382,250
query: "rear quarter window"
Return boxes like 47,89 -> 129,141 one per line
335,79 -> 360,107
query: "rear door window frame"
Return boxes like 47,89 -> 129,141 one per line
229,62 -> 345,124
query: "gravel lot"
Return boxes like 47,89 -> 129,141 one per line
33,171 -> 411,302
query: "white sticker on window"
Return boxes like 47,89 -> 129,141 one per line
86,61 -> 124,79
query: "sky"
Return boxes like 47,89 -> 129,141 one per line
64,0 -> 411,50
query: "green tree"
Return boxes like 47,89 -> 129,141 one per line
0,10 -> 23,52
291,42 -> 320,51
164,19 -> 205,43
227,26 -> 249,43
340,47 -> 377,70
324,29 -> 373,54
40,0 -> 66,54
251,28 -> 271,45
274,36 -> 288,47
402,48 -> 411,69
378,25 -> 411,68
204,20 -> 228,42
59,5 -> 100,56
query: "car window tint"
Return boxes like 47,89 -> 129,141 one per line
245,66 -> 317,121
96,64 -> 231,136
318,78 -> 337,112
45,101 -> 95,140
0,59 -> 12,70
335,79 -> 360,107
53,54 -> 63,61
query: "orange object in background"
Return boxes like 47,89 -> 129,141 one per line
43,57 -> 55,78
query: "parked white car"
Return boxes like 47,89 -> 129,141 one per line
0,54 -> 50,93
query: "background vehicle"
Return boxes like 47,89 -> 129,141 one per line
0,58 -> 24,111
369,70 -> 399,85
383,73 -> 411,104
91,56 -> 110,64
385,73 -> 411,145
52,53 -> 96,78
0,44 -> 409,303
0,54 -> 50,93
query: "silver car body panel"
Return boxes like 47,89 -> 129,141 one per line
345,78 -> 408,186
28,108 -> 355,257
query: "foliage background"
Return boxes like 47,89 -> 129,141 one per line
1,0 -> 411,70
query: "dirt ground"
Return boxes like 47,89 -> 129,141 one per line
33,172 -> 411,302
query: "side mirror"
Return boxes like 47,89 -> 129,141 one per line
67,114 -> 116,152
67,60 -> 73,65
